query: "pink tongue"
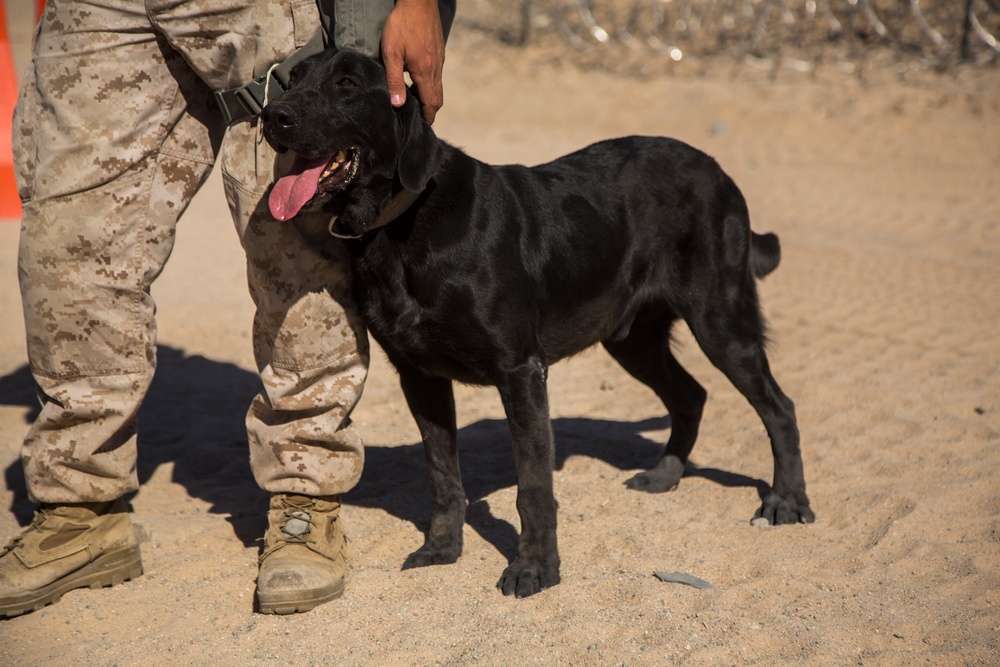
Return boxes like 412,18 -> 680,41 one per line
269,155 -> 330,221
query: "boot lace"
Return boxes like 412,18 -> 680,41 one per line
260,496 -> 320,560
0,507 -> 55,557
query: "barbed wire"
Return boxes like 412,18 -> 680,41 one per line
456,0 -> 1000,75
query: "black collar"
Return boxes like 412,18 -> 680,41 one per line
327,187 -> 423,239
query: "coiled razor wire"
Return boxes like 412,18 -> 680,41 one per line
456,0 -> 1000,75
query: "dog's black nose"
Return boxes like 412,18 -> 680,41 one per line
261,102 -> 297,129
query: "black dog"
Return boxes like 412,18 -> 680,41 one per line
261,49 -> 813,598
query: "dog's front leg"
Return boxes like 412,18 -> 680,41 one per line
397,365 -> 466,569
495,356 -> 561,598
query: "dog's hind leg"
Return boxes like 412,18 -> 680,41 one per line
397,365 -> 467,569
603,307 -> 708,493
495,355 -> 561,598
683,275 -> 814,526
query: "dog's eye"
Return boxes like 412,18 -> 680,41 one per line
337,77 -> 356,88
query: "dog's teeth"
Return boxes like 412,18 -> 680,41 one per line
336,150 -> 347,162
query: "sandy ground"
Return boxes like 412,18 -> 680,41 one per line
2,4 -> 1000,665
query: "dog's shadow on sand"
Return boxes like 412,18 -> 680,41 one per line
348,416 -> 768,563
0,349 -> 767,562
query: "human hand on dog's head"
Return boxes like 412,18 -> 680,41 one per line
381,0 -> 446,125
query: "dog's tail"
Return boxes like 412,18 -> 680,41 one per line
750,231 -> 781,279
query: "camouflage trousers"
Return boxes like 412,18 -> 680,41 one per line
12,0 -> 390,503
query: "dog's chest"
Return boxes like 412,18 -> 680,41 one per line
353,249 -> 499,385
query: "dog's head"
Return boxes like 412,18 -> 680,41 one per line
261,49 -> 441,235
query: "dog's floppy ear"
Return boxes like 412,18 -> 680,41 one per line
396,94 -> 443,192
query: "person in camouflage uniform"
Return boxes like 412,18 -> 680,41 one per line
0,0 -> 450,617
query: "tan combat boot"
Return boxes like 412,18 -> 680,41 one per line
0,498 -> 143,618
256,494 -> 348,614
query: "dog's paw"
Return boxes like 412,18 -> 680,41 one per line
625,470 -> 681,493
625,457 -> 685,493
402,545 -> 461,570
496,559 -> 561,598
752,491 -> 815,526
625,472 -> 679,493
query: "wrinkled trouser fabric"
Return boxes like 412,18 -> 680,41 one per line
13,0 -> 388,503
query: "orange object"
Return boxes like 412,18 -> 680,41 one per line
38,0 -> 47,21
0,0 -> 22,220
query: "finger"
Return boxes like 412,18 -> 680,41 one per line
422,103 -> 437,126
416,82 -> 442,125
382,46 -> 407,108
410,66 -> 443,125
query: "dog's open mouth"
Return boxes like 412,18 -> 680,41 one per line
269,148 -> 360,221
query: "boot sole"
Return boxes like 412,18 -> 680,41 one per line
0,546 -> 143,618
257,578 -> 345,615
